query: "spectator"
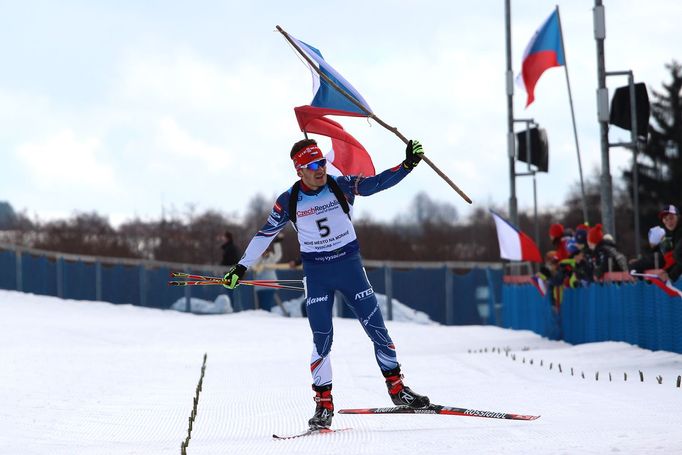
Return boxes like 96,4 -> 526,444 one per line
587,224 -> 629,280
629,225 -> 666,274
549,223 -> 568,260
572,225 -> 594,285
657,204 -> 682,283
220,231 -> 241,267
252,234 -> 284,312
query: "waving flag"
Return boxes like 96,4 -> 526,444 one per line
631,272 -> 682,298
289,35 -> 372,115
490,210 -> 542,263
287,33 -> 375,176
295,106 -> 375,176
519,10 -> 565,107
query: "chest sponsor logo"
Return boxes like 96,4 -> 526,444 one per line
297,199 -> 340,218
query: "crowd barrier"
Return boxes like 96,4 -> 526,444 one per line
0,243 -> 503,326
502,279 -> 682,354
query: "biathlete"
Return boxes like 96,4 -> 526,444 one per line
223,138 -> 430,429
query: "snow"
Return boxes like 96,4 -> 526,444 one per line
1,289 -> 682,454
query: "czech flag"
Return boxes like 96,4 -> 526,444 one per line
288,33 -> 375,176
490,210 -> 542,263
519,10 -> 565,107
289,34 -> 372,115
294,106 -> 375,176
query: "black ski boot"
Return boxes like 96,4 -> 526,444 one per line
308,384 -> 334,429
383,366 -> 430,408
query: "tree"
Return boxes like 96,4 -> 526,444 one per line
0,201 -> 16,229
624,61 -> 682,240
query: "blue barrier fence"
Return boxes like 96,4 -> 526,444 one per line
503,281 -> 682,354
0,245 -> 502,326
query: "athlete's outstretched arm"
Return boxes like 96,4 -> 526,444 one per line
238,192 -> 290,268
338,140 -> 424,197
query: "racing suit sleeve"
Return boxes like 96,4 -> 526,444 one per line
238,191 -> 290,269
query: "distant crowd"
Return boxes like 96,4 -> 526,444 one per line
538,204 -> 682,306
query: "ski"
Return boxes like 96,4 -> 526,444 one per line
273,427 -> 351,440
338,404 -> 539,421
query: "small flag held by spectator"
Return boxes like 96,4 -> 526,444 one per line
631,272 -> 682,298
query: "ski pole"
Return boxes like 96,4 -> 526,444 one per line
168,280 -> 304,291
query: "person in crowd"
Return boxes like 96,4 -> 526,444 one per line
252,233 -> 284,311
220,231 -> 241,267
657,204 -> 682,283
629,225 -> 666,274
573,226 -> 594,284
587,224 -> 630,280
549,223 -> 569,260
222,137 -> 431,430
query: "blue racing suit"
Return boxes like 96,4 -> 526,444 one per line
237,164 -> 413,386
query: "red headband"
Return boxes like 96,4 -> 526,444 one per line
292,145 -> 323,169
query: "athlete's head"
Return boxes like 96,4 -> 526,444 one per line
291,138 -> 327,189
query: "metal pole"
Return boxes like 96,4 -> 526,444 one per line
524,127 -> 540,248
628,72 -> 642,254
505,0 -> 518,224
95,261 -> 102,301
594,0 -> 615,237
533,172 -> 539,248
556,5 -> 589,224
15,248 -> 23,292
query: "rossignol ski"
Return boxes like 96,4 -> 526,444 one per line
338,404 -> 539,421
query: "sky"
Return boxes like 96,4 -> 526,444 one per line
0,1 -> 680,227
2,289 -> 682,453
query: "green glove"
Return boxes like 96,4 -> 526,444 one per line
223,264 -> 247,289
402,140 -> 424,169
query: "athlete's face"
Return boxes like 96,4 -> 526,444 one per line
297,159 -> 327,189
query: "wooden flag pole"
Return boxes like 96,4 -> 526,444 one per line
276,25 -> 472,204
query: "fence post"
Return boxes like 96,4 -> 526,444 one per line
15,248 -> 23,292
139,264 -> 147,307
95,261 -> 102,301
56,256 -> 64,299
445,266 -> 454,325
384,265 -> 393,321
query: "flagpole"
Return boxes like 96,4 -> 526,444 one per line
276,25 -> 472,205
555,6 -> 589,224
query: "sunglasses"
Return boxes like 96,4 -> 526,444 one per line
303,159 -> 327,170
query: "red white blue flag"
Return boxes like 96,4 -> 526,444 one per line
294,106 -> 375,176
289,35 -> 372,115
519,10 -> 565,107
289,33 -> 375,176
631,272 -> 682,298
490,210 -> 542,263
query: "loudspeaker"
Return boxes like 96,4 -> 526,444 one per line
516,127 -> 549,173
609,82 -> 650,137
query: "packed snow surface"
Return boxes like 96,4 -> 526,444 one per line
1,290 -> 681,454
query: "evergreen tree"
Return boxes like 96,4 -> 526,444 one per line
625,61 -> 682,231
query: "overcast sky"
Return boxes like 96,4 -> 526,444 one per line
0,1 -> 679,226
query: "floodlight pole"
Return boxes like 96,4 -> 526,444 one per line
594,1 -> 616,239
504,0 -> 518,225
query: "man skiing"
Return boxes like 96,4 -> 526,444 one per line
223,138 -> 429,429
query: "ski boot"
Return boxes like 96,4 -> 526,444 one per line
308,384 -> 334,429
383,366 -> 430,408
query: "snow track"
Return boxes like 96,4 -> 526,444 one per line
1,290 -> 681,454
